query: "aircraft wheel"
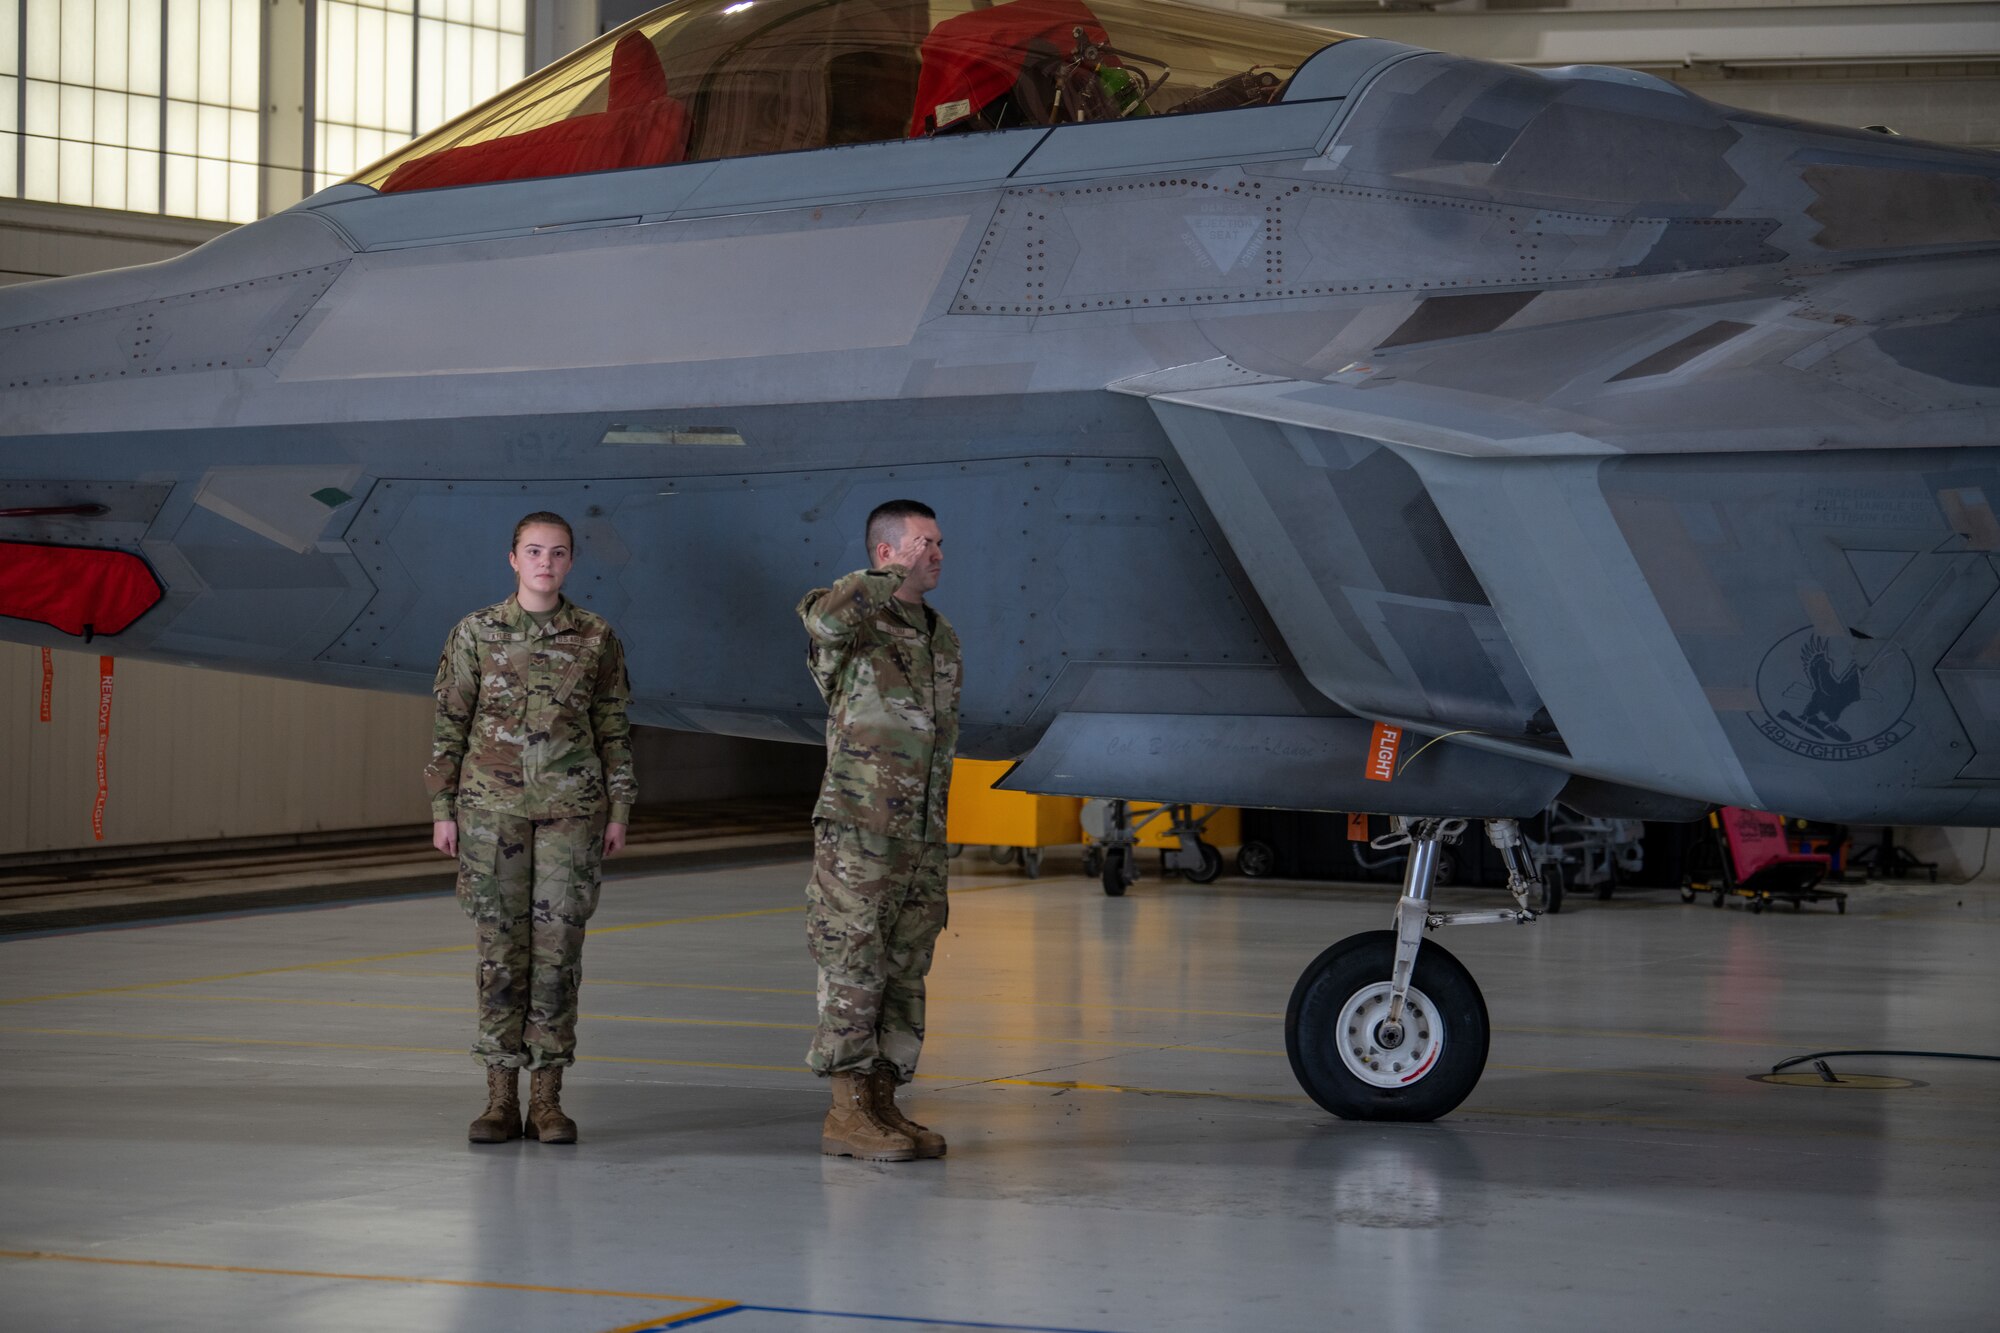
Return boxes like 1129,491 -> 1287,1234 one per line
1533,861 -> 1564,915
1184,840 -> 1223,884
1237,840 -> 1276,879
1285,931 -> 1489,1122
1101,847 -> 1131,897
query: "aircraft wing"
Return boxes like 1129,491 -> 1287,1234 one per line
1112,247 -> 2000,461
1107,244 -> 2000,826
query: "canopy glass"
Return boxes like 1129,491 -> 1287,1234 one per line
348,0 -> 1349,193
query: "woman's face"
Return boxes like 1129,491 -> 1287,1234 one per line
509,524 -> 574,598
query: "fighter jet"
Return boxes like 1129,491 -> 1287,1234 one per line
4,0 -> 1997,1122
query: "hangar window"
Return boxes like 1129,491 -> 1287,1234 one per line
351,0 -> 1345,193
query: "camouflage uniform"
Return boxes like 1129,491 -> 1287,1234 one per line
427,595 -> 636,1070
797,564 -> 962,1082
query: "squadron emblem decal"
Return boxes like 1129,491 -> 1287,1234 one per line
1749,628 -> 1915,761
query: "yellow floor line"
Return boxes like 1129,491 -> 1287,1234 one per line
976,1076 -> 1308,1103
43,965 -> 1860,1054
0,1024 -> 1308,1100
0,1246 -> 715,1304
600,1302 -> 741,1333
122,992 -> 1289,1056
0,904 -> 813,1009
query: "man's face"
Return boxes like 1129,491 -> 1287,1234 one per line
878,515 -> 943,595
509,525 -> 574,597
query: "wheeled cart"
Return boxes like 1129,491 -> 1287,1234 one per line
1681,806 -> 1848,913
1081,799 -> 1239,896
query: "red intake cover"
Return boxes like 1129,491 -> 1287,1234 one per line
1,542 -> 165,638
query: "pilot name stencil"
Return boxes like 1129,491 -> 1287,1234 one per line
1749,627 -> 1915,761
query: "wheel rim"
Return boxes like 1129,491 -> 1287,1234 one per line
1335,982 -> 1445,1088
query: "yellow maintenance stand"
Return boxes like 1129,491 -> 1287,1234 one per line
945,758 -> 1082,878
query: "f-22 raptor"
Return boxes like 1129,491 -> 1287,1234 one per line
3,0 -> 1997,1120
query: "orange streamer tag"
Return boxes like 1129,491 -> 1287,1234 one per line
39,647 -> 52,722
1365,721 -> 1401,783
91,656 -> 114,841
1346,812 -> 1369,840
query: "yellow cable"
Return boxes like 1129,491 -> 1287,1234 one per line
1395,728 -> 1485,776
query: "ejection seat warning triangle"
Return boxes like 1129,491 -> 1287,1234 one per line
1186,215 -> 1260,274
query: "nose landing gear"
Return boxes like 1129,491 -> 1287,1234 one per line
1285,816 -> 1543,1121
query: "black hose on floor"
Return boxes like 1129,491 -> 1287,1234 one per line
1771,1049 -> 2000,1074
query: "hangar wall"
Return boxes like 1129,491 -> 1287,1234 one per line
0,641 -> 822,859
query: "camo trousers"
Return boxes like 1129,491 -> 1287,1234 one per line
805,819 -> 950,1082
455,806 -> 607,1070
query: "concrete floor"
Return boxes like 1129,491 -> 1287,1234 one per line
2,853 -> 1996,1332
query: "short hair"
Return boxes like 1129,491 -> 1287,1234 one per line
511,511 -> 574,550
865,499 -> 936,556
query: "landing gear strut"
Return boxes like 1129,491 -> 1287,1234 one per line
1285,817 -> 1542,1121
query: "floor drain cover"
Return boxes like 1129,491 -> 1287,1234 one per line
1750,1072 -> 1924,1090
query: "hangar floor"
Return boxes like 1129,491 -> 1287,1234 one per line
2,853 -> 1996,1332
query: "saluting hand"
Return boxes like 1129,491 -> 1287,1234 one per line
888,531 -> 932,571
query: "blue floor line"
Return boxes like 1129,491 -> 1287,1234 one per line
639,1306 -> 749,1329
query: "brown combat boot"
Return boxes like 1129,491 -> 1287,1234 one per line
821,1072 -> 915,1161
869,1067 -> 946,1159
525,1067 -> 577,1144
468,1065 -> 522,1144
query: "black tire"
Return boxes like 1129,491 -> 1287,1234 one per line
1285,931 -> 1489,1122
1237,841 -> 1276,879
1101,847 -> 1130,897
1713,890 -> 1725,908
1022,848 -> 1042,879
1081,847 -> 1103,879
1750,896 -> 1765,915
1539,860 -> 1565,915
1185,840 -> 1223,884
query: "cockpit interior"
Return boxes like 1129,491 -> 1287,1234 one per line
354,0 -> 1346,194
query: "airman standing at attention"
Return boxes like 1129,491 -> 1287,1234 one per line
427,511 -> 636,1146
797,499 -> 961,1162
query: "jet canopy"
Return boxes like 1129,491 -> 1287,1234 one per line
352,0 -> 1347,193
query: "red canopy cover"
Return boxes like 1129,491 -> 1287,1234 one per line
908,0 -> 1112,136
381,32 -> 690,194
2,542 -> 164,638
